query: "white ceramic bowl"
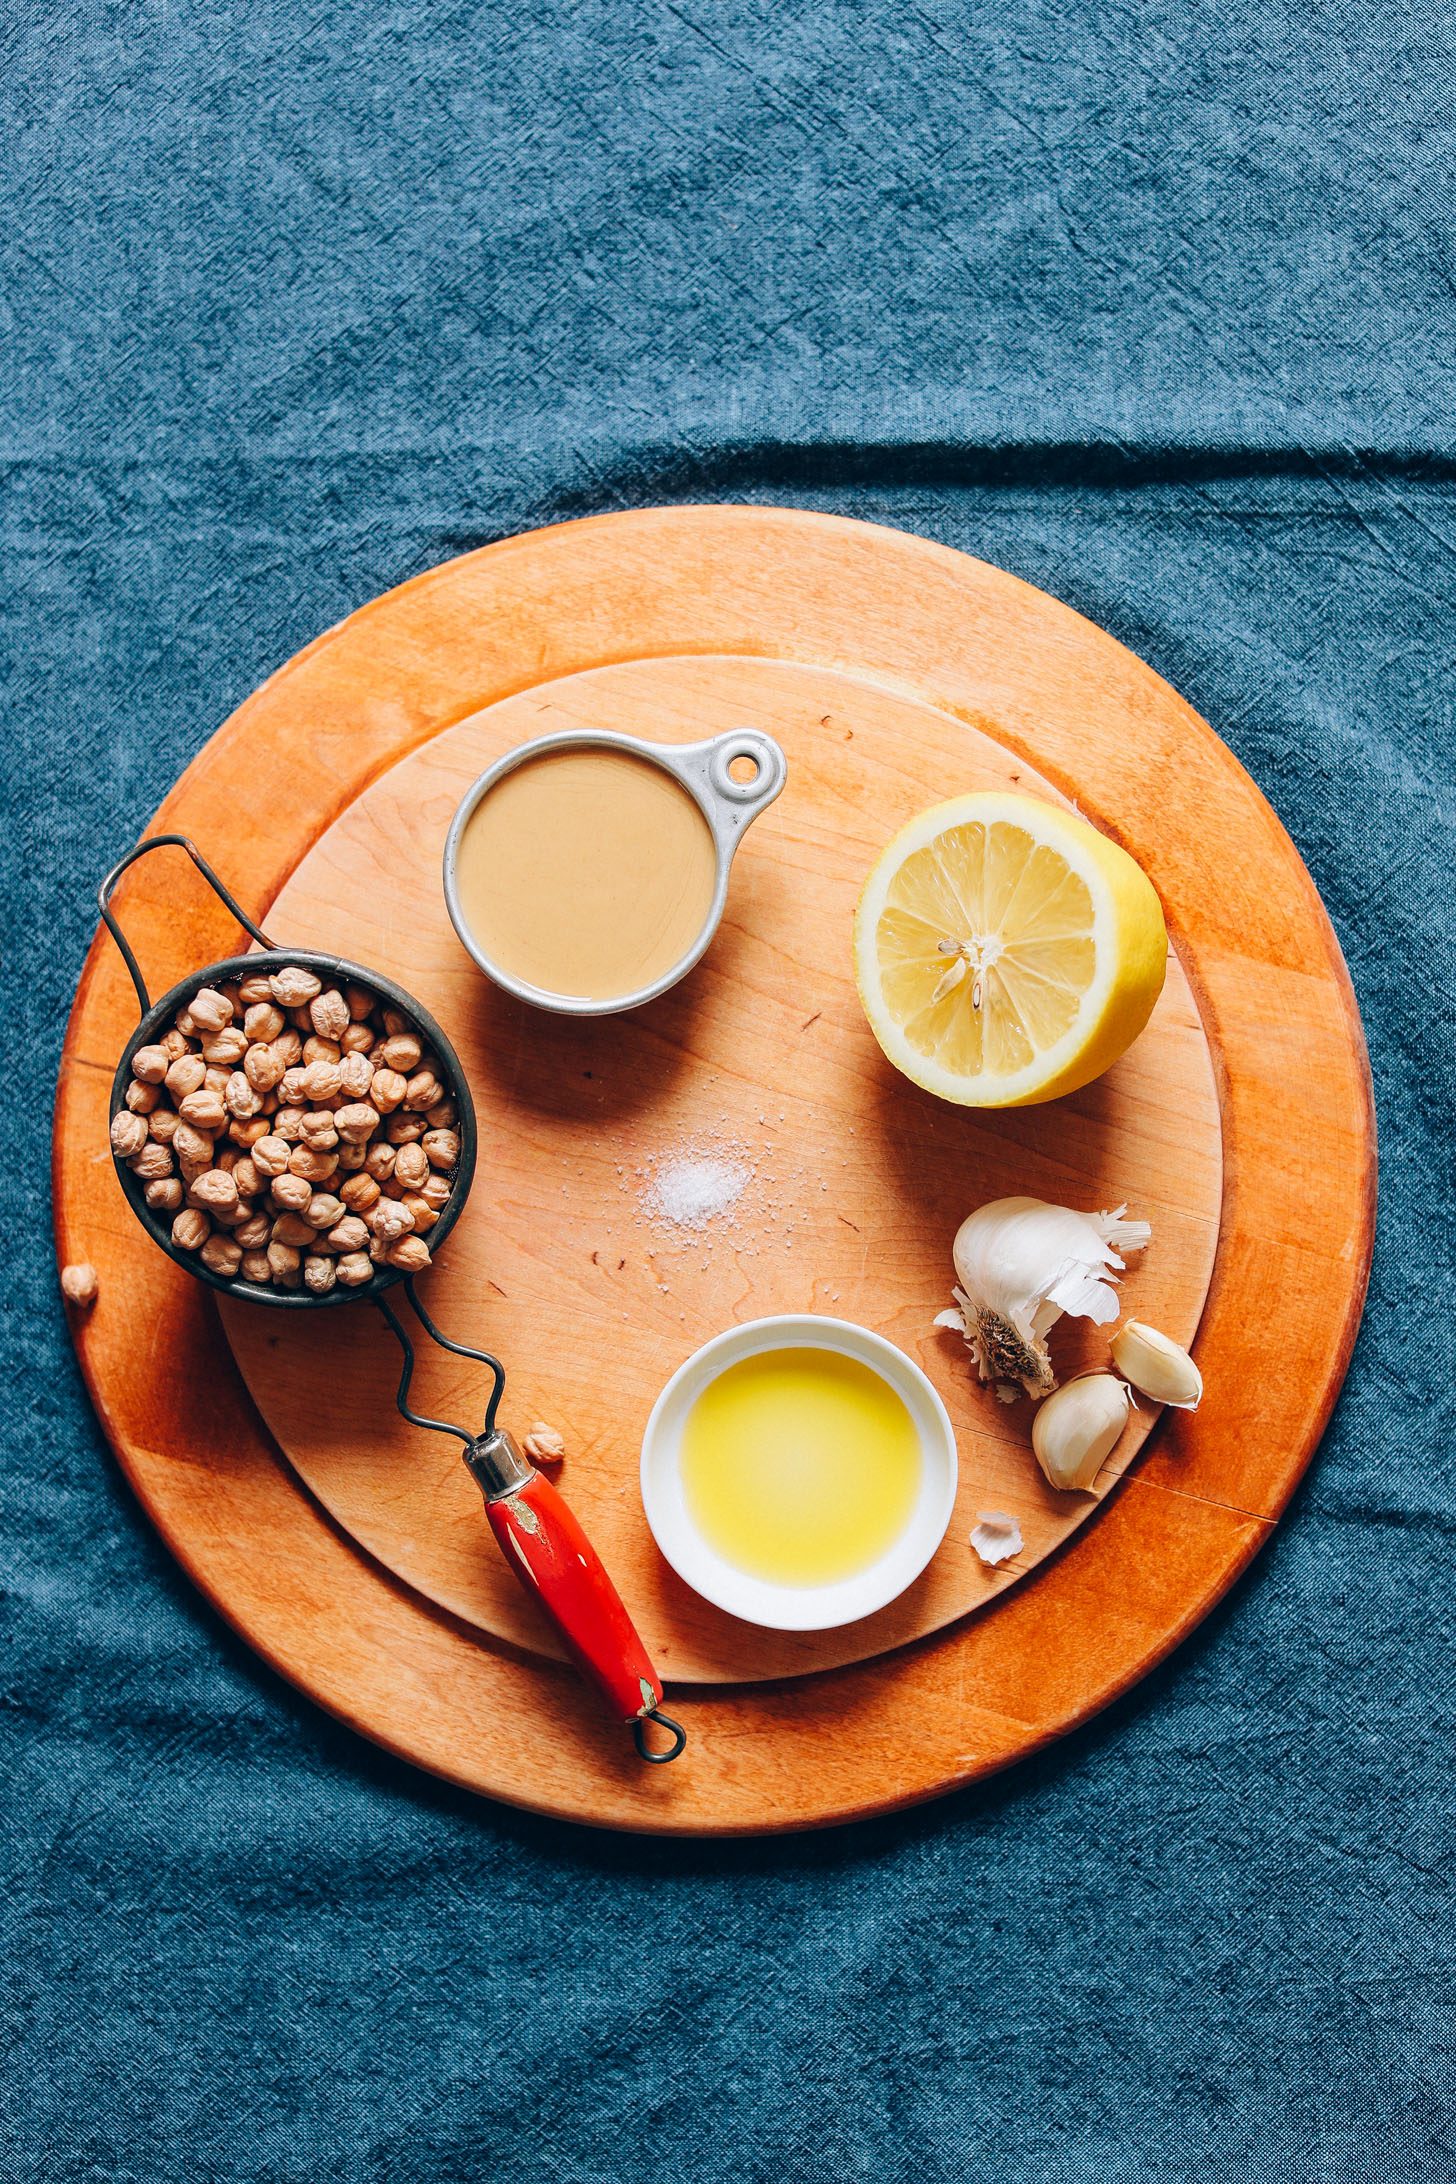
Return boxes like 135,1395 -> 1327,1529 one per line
639,1315 -> 959,1631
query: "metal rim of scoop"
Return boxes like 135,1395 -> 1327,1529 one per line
101,836 -> 478,1310
440,725 -> 788,1017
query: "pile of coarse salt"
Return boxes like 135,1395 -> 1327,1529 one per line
638,1137 -> 752,1236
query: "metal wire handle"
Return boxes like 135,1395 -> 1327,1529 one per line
98,833 -> 277,1014
375,1279 -> 507,1445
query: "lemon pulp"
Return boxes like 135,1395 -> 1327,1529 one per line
853,790 -> 1167,1108
679,1349 -> 923,1588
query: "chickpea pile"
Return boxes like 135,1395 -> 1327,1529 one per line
109,966 -> 461,1293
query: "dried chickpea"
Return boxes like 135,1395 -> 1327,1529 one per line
309,990 -> 350,1043
178,1157 -> 211,1190
335,1142 -> 367,1171
200,1233 -> 243,1278
268,966 -> 321,1009
339,1172 -> 380,1212
278,1066 -> 309,1106
189,1169 -> 239,1215
422,1129 -> 460,1171
304,1255 -> 337,1294
240,1249 -> 273,1283
386,1236 -> 431,1273
304,1192 -> 345,1230
300,1111 -> 339,1151
342,985 -> 373,1020
128,1142 -> 175,1183
338,1052 -> 374,1099
385,1113 -> 424,1146
231,1157 -> 262,1198
271,1027 -> 302,1068
125,1079 -> 161,1115
335,1102 -> 380,1144
243,1042 -> 285,1093
179,1087 -> 227,1134
302,1058 -> 341,1103
238,973 -> 275,1006
175,1009 -> 198,1036
172,1208 -> 210,1251
244,1002 -> 285,1043
272,1212 -> 316,1248
145,1178 -> 184,1213
189,987 -> 234,1033
288,1144 -> 338,1184
159,1028 -> 190,1062
200,1068 -> 231,1100
165,1052 -> 206,1100
172,1121 -> 215,1167
335,1251 -> 373,1287
326,1215 -> 370,1253
368,1067 -> 407,1114
60,1262 -> 100,1307
340,1022 -> 374,1056
420,1172 -> 451,1211
403,1071 -> 443,1113
202,1027 -> 248,1066
272,1107 -> 306,1144
252,1134 -> 291,1177
381,1008 -> 409,1037
369,1198 -> 415,1243
425,1098 -> 457,1131
392,1141 -> 429,1191
224,1071 -> 262,1119
271,1172 -> 312,1213
147,1109 -> 179,1145
229,1114 -> 272,1149
234,1212 -> 271,1249
401,1193 -> 437,1232
267,1239 -> 302,1286
379,1032 -> 422,1074
364,1142 -> 396,1180
131,1043 -> 170,1084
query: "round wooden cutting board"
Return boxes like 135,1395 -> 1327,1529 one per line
218,654 -> 1222,1684
53,506 -> 1375,1835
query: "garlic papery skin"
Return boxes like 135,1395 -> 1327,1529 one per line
1109,1320 -> 1202,1410
1031,1374 -> 1132,1491
943,1196 -> 1152,1399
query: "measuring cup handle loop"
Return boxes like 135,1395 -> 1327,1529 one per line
633,1708 -> 688,1764
703,728 -> 788,818
97,833 -> 278,1017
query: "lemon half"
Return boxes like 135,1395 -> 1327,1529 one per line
853,791 -> 1167,1107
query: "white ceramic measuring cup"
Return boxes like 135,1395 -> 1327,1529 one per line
442,725 -> 787,1016
640,1315 -> 959,1632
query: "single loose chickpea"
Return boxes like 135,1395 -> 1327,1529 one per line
231,1157 -> 262,1198
335,1250 -> 374,1287
271,1027 -> 303,1068
172,1208 -> 211,1251
240,1249 -> 273,1283
277,1066 -> 309,1106
199,1233 -> 243,1278
164,1053 -> 207,1100
339,1172 -> 380,1212
381,1008 -> 409,1037
60,1262 -> 100,1307
145,1177 -> 184,1212
174,1008 -> 198,1036
131,1044 -> 170,1085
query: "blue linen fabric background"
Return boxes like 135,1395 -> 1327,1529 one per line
4,2 -> 1453,2178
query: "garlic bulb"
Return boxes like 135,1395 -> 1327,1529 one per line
1032,1373 -> 1131,1491
935,1195 -> 1151,1398
1109,1320 -> 1202,1409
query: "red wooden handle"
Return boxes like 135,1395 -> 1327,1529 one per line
485,1472 -> 663,1725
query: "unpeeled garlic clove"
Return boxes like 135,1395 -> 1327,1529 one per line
1031,1373 -> 1131,1491
1109,1320 -> 1202,1410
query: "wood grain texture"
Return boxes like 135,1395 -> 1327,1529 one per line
218,654 -> 1221,1683
52,506 -> 1375,1834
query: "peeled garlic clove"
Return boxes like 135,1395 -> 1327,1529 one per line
1109,1320 -> 1202,1409
1031,1373 -> 1131,1491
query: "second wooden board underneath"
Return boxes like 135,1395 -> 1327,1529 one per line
221,653 -> 1222,1685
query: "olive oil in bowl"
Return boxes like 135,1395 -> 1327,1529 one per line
680,1348 -> 923,1587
